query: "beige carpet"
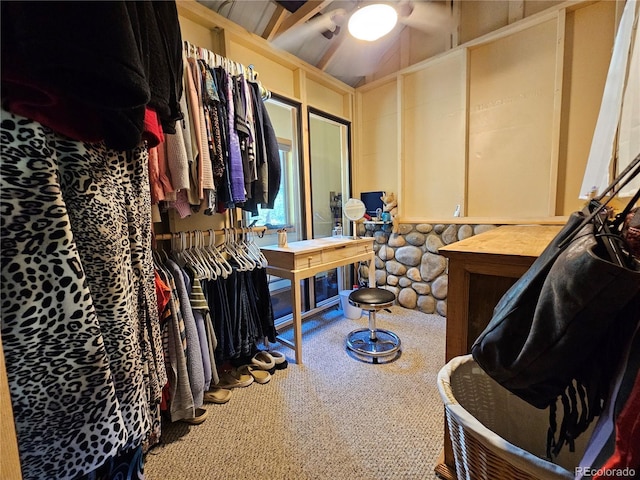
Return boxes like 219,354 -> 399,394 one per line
144,305 -> 446,480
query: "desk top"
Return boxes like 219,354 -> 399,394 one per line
261,236 -> 374,255
439,225 -> 562,259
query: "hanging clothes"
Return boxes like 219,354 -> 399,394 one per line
161,43 -> 281,216
203,272 -> 236,363
217,66 -> 246,205
200,61 -> 227,206
0,109 -> 163,480
246,81 -> 269,207
243,81 -> 282,213
187,56 -> 216,206
154,262 -> 196,422
189,275 -> 216,388
252,267 -> 278,343
0,1 -> 183,150
193,234 -> 276,363
233,74 -> 256,201
165,259 -> 206,408
78,445 -> 144,480
1,2 -> 183,477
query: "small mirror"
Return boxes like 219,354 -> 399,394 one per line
344,198 -> 366,239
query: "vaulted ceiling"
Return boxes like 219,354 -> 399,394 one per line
197,0 -> 455,87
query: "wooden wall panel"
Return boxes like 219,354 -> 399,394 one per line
459,1 -> 509,44
467,18 -> 558,217
402,51 -> 467,219
525,0 -> 564,17
306,78 -> 347,119
357,81 -> 399,195
226,39 -> 297,99
557,1 -> 616,215
179,15 -> 219,51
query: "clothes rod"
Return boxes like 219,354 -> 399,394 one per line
154,227 -> 266,241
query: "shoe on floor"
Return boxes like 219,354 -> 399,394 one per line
180,407 -> 209,425
203,387 -> 232,404
269,350 -> 288,370
238,364 -> 271,384
215,368 -> 254,389
251,351 -> 275,371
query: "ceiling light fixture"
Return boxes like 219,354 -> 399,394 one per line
348,3 -> 398,42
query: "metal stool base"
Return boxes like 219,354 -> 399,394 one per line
346,328 -> 401,358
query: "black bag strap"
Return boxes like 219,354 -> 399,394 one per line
558,153 -> 640,249
611,184 -> 640,231
594,152 -> 640,202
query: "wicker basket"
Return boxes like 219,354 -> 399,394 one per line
437,355 -> 590,480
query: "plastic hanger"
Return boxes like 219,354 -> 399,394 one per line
194,230 -> 217,280
224,228 -> 252,271
243,227 -> 266,268
207,229 -> 233,278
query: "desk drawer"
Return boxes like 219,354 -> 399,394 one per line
321,243 -> 369,264
294,252 -> 324,270
261,238 -> 373,272
293,244 -> 368,270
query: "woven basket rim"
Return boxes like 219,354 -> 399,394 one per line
438,355 -> 573,480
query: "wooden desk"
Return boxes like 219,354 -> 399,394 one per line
261,236 -> 376,364
435,224 -> 562,479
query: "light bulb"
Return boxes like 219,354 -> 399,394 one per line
348,4 -> 398,42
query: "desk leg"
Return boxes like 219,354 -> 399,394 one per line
291,276 -> 303,364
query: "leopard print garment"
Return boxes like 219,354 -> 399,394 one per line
118,146 -> 167,450
58,136 -> 166,451
1,109 -> 163,478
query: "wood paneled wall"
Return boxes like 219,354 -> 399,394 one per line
354,0 -> 619,224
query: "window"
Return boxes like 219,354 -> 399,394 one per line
248,141 -> 299,232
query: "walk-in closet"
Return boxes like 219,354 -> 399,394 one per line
2,1 -> 638,480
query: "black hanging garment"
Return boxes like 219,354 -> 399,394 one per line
472,154 -> 640,457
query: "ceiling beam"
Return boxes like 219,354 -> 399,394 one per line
316,31 -> 347,71
262,3 -> 288,41
274,0 -> 332,36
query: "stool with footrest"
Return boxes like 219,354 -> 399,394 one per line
345,288 -> 401,363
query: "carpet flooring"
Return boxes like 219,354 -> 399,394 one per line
144,305 -> 447,480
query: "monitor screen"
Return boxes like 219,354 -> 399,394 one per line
360,191 -> 384,216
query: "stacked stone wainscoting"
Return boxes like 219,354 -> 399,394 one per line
357,222 -> 498,316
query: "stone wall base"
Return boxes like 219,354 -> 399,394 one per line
357,222 -> 498,316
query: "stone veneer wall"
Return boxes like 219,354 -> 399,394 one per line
357,222 -> 499,316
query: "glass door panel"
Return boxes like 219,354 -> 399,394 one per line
248,96 -> 304,320
309,109 -> 352,306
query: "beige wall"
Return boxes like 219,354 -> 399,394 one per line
355,80 -> 399,195
402,51 -> 467,220
467,18 -> 557,218
176,0 -> 620,229
558,1 -> 617,214
354,0 -> 618,224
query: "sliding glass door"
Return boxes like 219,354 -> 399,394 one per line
247,101 -> 352,322
309,109 -> 352,305
248,96 -> 303,319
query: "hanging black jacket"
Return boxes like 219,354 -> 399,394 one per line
1,1 -> 183,150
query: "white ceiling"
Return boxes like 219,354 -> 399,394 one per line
197,0 -> 453,87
